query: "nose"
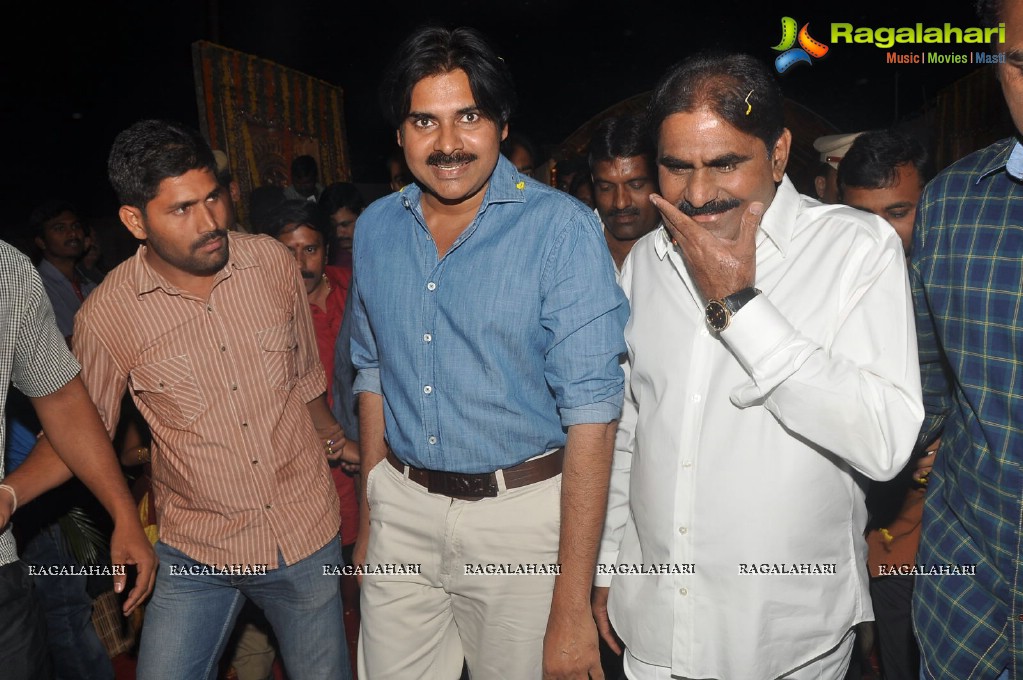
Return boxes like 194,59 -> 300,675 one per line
613,184 -> 630,211
685,169 -> 717,209
198,199 -> 221,233
435,120 -> 463,155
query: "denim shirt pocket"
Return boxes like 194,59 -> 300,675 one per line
257,321 -> 299,391
130,355 -> 207,429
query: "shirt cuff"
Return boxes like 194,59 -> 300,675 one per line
296,368 -> 327,404
560,394 -> 623,427
353,367 -> 381,395
594,549 -> 619,587
719,294 -> 792,374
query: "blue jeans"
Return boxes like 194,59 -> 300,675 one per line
21,523 -> 113,680
138,537 -> 351,680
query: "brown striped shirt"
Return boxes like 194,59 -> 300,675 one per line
73,232 -> 339,568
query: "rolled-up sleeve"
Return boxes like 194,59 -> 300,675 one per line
540,212 -> 629,426
349,258 -> 381,396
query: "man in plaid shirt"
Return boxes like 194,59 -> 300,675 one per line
912,1 -> 1023,677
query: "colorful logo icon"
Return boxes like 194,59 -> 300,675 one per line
772,17 -> 829,73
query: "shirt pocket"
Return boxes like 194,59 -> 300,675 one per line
130,355 -> 207,429
258,321 -> 299,390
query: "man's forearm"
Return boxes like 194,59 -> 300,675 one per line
552,421 -> 617,612
2,441 -> 74,514
353,392 -> 387,573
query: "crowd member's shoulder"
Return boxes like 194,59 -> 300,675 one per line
921,136 -> 1016,201
0,239 -> 34,278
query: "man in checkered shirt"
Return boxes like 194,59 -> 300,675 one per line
912,1 -> 1023,678
0,239 -> 155,680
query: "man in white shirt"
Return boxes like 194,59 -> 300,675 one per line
592,51 -> 924,680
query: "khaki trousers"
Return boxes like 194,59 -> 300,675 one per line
358,458 -> 562,679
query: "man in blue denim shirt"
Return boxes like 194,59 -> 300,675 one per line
349,25 -> 628,680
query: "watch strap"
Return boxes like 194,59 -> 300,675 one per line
720,287 -> 761,315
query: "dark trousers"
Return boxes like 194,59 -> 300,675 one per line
0,559 -> 53,680
870,575 -> 920,680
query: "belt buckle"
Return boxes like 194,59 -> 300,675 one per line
427,470 -> 498,498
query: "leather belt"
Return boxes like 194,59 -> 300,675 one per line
386,448 -> 564,499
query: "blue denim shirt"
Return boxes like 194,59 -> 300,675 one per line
349,155 -> 627,473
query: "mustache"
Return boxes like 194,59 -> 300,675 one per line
427,151 -> 477,166
607,207 -> 641,219
677,198 -> 741,217
192,229 -> 228,252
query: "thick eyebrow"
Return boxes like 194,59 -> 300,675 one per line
659,152 -> 751,169
1006,48 -> 1023,65
883,201 -> 915,211
166,197 -> 201,213
705,152 -> 751,168
166,187 -> 220,214
406,105 -> 482,122
592,174 -> 654,185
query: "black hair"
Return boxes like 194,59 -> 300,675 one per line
837,129 -> 929,192
319,182 -> 366,217
247,185 -> 287,235
568,172 -> 594,202
107,119 -> 216,210
976,0 -> 1003,28
501,132 -> 540,169
647,51 -> 785,154
379,26 -> 516,130
264,199 -> 331,245
291,155 -> 319,179
30,198 -> 78,237
588,115 -> 655,170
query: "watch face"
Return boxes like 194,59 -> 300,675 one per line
706,300 -> 729,332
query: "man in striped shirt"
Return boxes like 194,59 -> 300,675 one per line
30,119 -> 354,679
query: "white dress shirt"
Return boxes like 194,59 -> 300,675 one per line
597,176 -> 924,680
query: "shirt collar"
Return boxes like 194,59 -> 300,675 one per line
1003,139 -> 1023,180
399,154 -> 530,214
133,231 -> 258,296
653,175 -> 798,260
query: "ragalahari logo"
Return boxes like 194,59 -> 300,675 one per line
772,17 -> 829,73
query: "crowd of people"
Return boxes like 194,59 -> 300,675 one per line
2,1 -> 1022,679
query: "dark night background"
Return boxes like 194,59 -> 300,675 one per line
0,0 -> 991,230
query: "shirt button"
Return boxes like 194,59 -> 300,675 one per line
264,504 -> 272,510
231,383 -> 238,391
1018,615 -> 1023,622
679,587 -> 688,596
207,305 -> 213,313
679,526 -> 688,535
242,422 -> 249,428
691,394 -> 702,403
424,385 -> 433,394
428,435 -> 437,445
220,345 -> 227,352
682,460 -> 693,468
423,333 -> 432,343
700,328 -> 709,336
426,282 -> 437,291
251,460 -> 258,465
